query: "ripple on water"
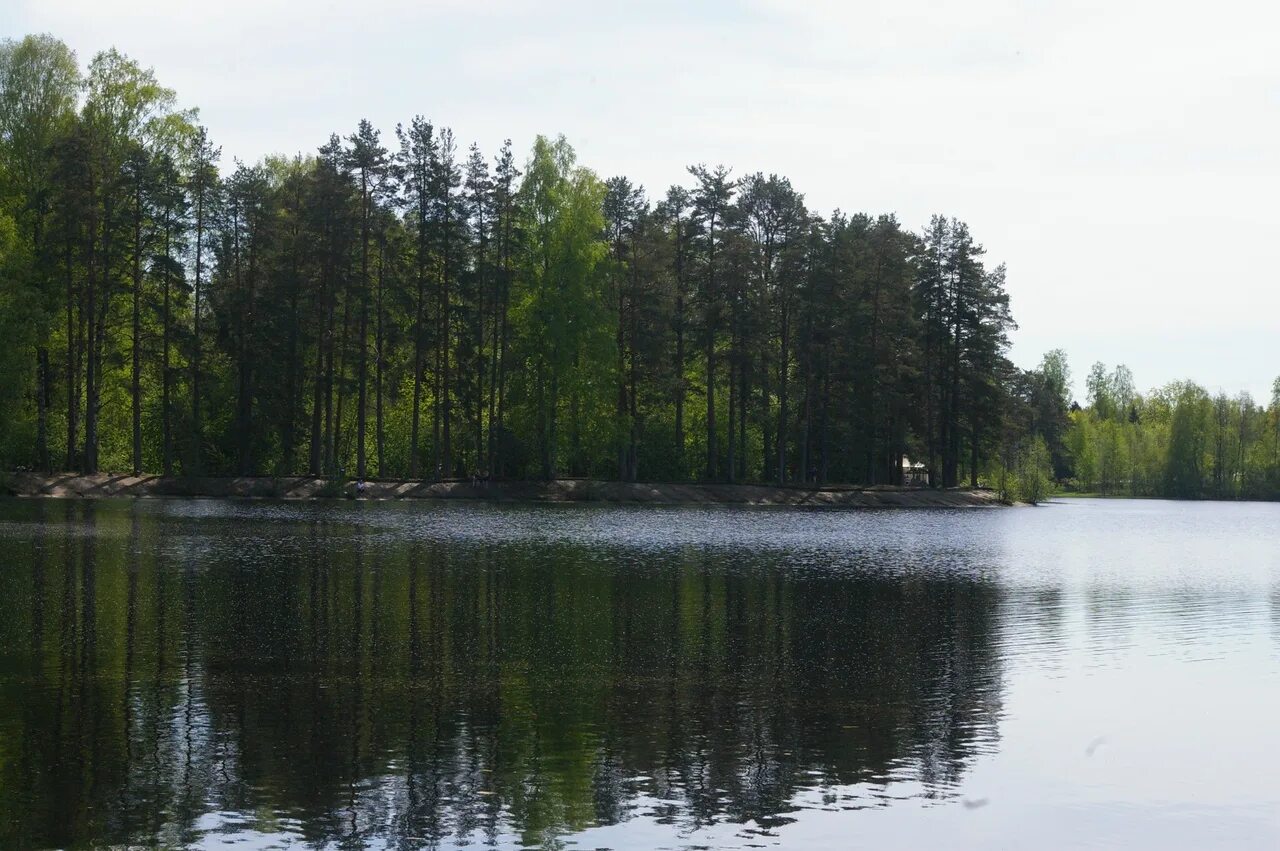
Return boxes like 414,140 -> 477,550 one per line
0,496 -> 1278,849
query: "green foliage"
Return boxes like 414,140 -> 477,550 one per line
512,135 -> 612,478
1060,366 -> 1280,501
1163,384 -> 1210,498
315,476 -> 348,498
1039,349 -> 1071,408
21,31 -> 1268,500
1016,436 -> 1054,504
0,209 -> 37,460
914,215 -> 1015,488
987,434 -> 1054,504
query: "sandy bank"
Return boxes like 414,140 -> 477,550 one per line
2,472 -> 1005,508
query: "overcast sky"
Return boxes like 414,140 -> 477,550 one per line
12,0 -> 1278,402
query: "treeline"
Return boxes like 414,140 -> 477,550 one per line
1058,360 -> 1280,500
2,34 -> 1035,486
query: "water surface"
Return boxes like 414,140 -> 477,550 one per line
0,497 -> 1277,849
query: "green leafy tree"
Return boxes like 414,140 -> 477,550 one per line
1164,383 -> 1209,498
1017,435 -> 1054,504
514,135 -> 609,478
0,35 -> 80,470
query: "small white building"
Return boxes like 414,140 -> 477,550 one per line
902,458 -> 929,486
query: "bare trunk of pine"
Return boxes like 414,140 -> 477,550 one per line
375,234 -> 386,475
36,348 -> 50,472
355,173 -> 369,480
65,234 -> 79,471
410,263 -> 425,479
162,216 -> 173,476
131,182 -> 143,476
191,180 -> 205,475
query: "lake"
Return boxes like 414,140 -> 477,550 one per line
0,497 -> 1277,849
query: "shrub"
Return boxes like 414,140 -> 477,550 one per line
1017,436 -> 1055,505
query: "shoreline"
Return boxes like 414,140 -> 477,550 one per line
1,472 -> 1005,508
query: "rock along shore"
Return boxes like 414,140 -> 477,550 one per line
2,471 -> 1005,508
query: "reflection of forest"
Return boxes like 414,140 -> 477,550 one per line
0,501 -> 1003,849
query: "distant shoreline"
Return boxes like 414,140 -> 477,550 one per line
2,472 -> 1005,508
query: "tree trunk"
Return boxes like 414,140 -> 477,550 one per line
820,344 -> 831,484
84,186 -> 105,476
233,208 -> 252,476
947,315 -> 962,487
495,268 -> 512,477
356,173 -> 369,480
162,219 -> 173,476
726,345 -> 736,484
65,233 -> 79,471
309,343 -> 325,478
706,341 -> 716,481
36,347 -> 50,472
548,368 -> 559,480
867,268 -> 883,483
777,302 -> 789,484
313,252 -> 334,476
738,333 -> 748,481
486,267 -> 501,476
475,231 -> 486,477
570,362 -> 581,477
800,356 -> 811,485
432,294 -> 441,478
970,427 -> 980,488
410,263 -> 425,479
374,233 -> 386,476
191,181 -> 205,475
334,277 -> 351,474
674,297 -> 685,474
441,221 -> 453,479
323,305 -> 336,474
924,322 -> 936,487
537,354 -> 552,480
617,255 -> 628,480
759,313 -> 773,482
628,252 -> 640,481
131,182 -> 143,476
282,279 -> 300,475
673,212 -> 686,476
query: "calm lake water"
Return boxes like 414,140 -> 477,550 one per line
0,497 -> 1277,850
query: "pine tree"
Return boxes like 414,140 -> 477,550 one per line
186,126 -> 219,474
462,143 -> 492,474
489,140 -> 521,476
687,164 -> 735,480
428,128 -> 462,478
603,175 -> 645,481
345,120 -> 389,479
396,117 -> 435,479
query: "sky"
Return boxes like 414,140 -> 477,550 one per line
10,0 -> 1279,403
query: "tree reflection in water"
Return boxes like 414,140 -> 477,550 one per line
0,500 -> 1002,849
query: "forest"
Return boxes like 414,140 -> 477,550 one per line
1059,360 -> 1280,501
1,34 -> 1277,499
